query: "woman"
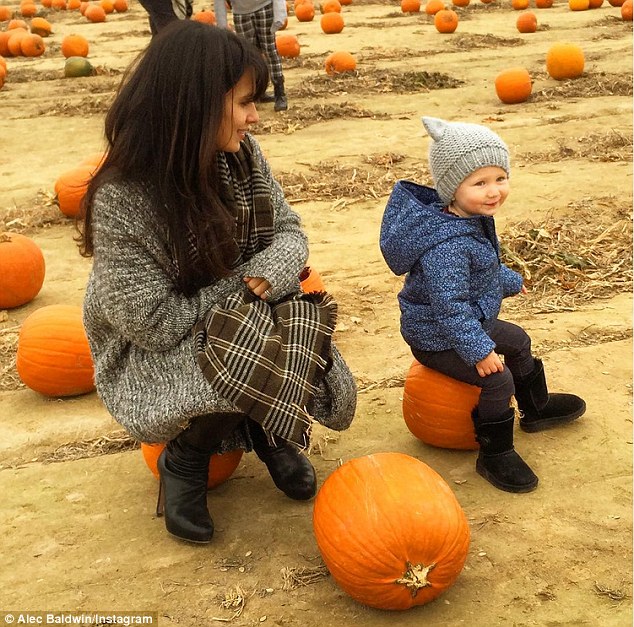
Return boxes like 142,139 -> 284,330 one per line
78,21 -> 356,543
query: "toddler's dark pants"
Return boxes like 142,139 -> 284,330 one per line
411,319 -> 535,425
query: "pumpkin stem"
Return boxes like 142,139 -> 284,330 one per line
395,561 -> 435,597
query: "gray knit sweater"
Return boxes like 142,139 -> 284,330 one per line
83,136 -> 356,447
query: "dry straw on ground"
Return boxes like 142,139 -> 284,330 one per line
0,191 -> 65,234
291,68 -> 463,98
276,152 -> 424,202
0,325 -> 21,392
38,431 -> 140,464
253,102 -> 389,135
519,129 -> 632,163
531,72 -> 633,101
281,564 -> 330,591
501,202 -> 632,313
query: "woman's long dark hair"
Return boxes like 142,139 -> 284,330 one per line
77,20 -> 268,294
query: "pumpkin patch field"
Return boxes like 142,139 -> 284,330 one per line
0,0 -> 632,624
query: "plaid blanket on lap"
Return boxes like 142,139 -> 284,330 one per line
194,290 -> 338,448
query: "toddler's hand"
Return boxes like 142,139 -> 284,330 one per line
270,20 -> 284,34
244,276 -> 272,300
476,351 -> 504,377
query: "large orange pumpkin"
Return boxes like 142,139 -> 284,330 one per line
61,33 -> 89,57
495,67 -> 532,104
401,0 -> 421,11
0,6 -> 12,20
141,443 -> 243,489
7,18 -> 28,29
545,42 -> 584,80
30,16 -> 52,36
320,0 -> 341,11
516,10 -> 537,32
424,0 -> 445,13
54,164 -> 94,217
0,232 -> 46,309
295,1 -> 315,19
320,11 -> 344,32
20,2 -> 37,16
324,50 -> 356,75
402,360 -> 480,450
434,8 -> 458,31
568,0 -> 589,9
275,32 -> 300,57
16,304 -> 96,397
19,32 -> 45,56
621,0 -> 632,18
7,29 -> 29,56
313,452 -> 470,610
0,31 -> 12,57
84,3 -> 106,21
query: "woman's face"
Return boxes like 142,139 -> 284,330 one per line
216,71 -> 259,152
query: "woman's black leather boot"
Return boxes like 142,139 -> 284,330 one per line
157,439 -> 214,543
156,413 -> 245,543
248,419 -> 317,500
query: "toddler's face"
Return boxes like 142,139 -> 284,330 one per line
451,166 -> 509,218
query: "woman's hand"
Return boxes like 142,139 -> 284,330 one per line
244,276 -> 272,300
476,351 -> 504,377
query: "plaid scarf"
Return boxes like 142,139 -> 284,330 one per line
183,140 -> 275,272
194,290 -> 337,448
218,142 -> 275,266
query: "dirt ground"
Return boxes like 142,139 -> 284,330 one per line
1,0 -> 632,625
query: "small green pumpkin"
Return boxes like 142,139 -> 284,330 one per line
64,56 -> 94,78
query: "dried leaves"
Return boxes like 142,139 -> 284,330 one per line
532,71 -> 633,101
276,152 -> 425,203
520,129 -> 632,163
0,324 -> 21,392
501,201 -> 632,313
291,68 -> 463,99
0,191 -> 65,234
253,101 -> 388,135
281,564 -> 330,591
38,431 -> 140,464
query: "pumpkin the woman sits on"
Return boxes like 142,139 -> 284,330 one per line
77,21 -> 357,544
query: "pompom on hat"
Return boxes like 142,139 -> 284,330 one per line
422,116 -> 510,206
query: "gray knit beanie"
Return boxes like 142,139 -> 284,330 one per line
422,116 -> 510,206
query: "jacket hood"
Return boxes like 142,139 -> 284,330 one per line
380,180 -> 478,276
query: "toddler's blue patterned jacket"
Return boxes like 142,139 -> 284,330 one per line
380,180 -> 523,366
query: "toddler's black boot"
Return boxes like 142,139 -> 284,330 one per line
248,419 -> 316,500
513,358 -> 586,433
474,408 -> 538,493
156,413 -> 244,543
